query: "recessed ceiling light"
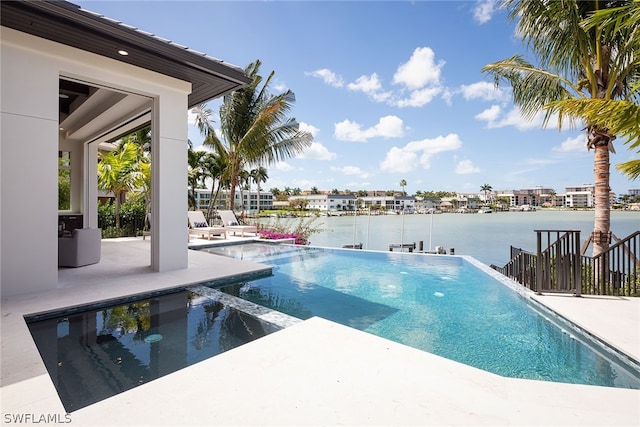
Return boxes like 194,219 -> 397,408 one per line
118,50 -> 129,56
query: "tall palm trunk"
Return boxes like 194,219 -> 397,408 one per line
592,144 -> 611,256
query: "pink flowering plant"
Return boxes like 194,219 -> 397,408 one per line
259,217 -> 323,245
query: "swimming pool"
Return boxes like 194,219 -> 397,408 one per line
27,288 -> 283,412
200,243 -> 640,389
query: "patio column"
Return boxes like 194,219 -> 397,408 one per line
150,92 -> 189,272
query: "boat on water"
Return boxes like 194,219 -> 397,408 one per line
478,207 -> 493,214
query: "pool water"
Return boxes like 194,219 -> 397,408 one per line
202,243 -> 640,389
27,289 -> 281,412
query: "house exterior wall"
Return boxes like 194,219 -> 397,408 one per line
1,28 -> 191,296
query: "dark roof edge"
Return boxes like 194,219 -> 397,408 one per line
4,1 -> 251,88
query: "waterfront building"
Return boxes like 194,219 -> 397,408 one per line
289,193 -> 357,213
359,195 -> 416,213
194,188 -> 274,213
414,197 -> 441,213
562,184 -> 617,208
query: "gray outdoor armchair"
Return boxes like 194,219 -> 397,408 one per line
58,228 -> 102,267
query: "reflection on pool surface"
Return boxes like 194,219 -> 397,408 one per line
200,243 -> 640,389
27,289 -> 280,412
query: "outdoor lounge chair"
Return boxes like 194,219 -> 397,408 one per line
58,228 -> 102,267
187,211 -> 227,240
217,210 -> 258,236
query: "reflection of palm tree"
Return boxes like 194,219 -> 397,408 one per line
483,0 -> 637,257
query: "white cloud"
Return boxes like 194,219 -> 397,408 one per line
552,134 -> 586,153
475,105 -> 502,122
380,133 -> 463,172
334,115 -> 406,142
306,68 -> 344,88
459,81 -> 505,101
380,147 -> 419,173
475,105 -> 544,130
473,0 -> 498,24
274,161 -> 295,172
297,142 -> 336,160
395,87 -> 443,108
299,122 -> 320,137
194,144 -> 213,153
348,73 -> 382,94
392,47 -> 445,90
455,159 -> 481,174
330,165 -> 371,179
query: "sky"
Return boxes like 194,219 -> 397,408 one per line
76,0 -> 639,196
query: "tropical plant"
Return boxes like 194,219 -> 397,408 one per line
98,141 -> 147,236
200,151 -> 229,219
480,184 -> 493,203
544,2 -> 640,181
58,156 -> 71,210
250,166 -> 269,214
201,60 -> 312,210
482,0 -> 637,256
259,216 -> 323,245
400,179 -> 407,196
187,143 -> 207,210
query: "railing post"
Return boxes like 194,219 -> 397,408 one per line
574,231 -> 581,296
536,231 -> 542,295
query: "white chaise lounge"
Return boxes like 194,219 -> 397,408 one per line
218,210 -> 258,236
187,211 -> 226,240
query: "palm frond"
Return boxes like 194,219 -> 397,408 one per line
545,98 -> 640,149
616,159 -> 640,180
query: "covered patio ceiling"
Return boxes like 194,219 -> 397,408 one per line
3,0 -> 250,142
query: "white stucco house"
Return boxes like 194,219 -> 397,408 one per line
1,1 -> 250,297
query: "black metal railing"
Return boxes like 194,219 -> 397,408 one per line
582,231 -> 640,296
492,230 -> 639,297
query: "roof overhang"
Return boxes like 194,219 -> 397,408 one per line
1,0 -> 250,107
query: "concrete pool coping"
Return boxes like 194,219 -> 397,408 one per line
1,237 -> 639,426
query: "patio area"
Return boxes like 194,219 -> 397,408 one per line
1,237 -> 639,426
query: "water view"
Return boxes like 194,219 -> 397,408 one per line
295,210 -> 639,266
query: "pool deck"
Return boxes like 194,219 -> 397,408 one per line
1,237 -> 639,426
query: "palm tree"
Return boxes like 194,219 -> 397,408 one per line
270,187 -> 282,199
399,179 -> 407,196
545,2 -> 640,181
187,143 -> 207,210
250,166 -> 268,214
480,184 -> 493,204
199,151 -> 228,219
310,186 -> 320,195
98,141 -> 146,236
202,60 -> 312,210
482,0 -> 636,257
236,169 -> 250,213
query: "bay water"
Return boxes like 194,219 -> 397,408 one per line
292,210 -> 639,267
